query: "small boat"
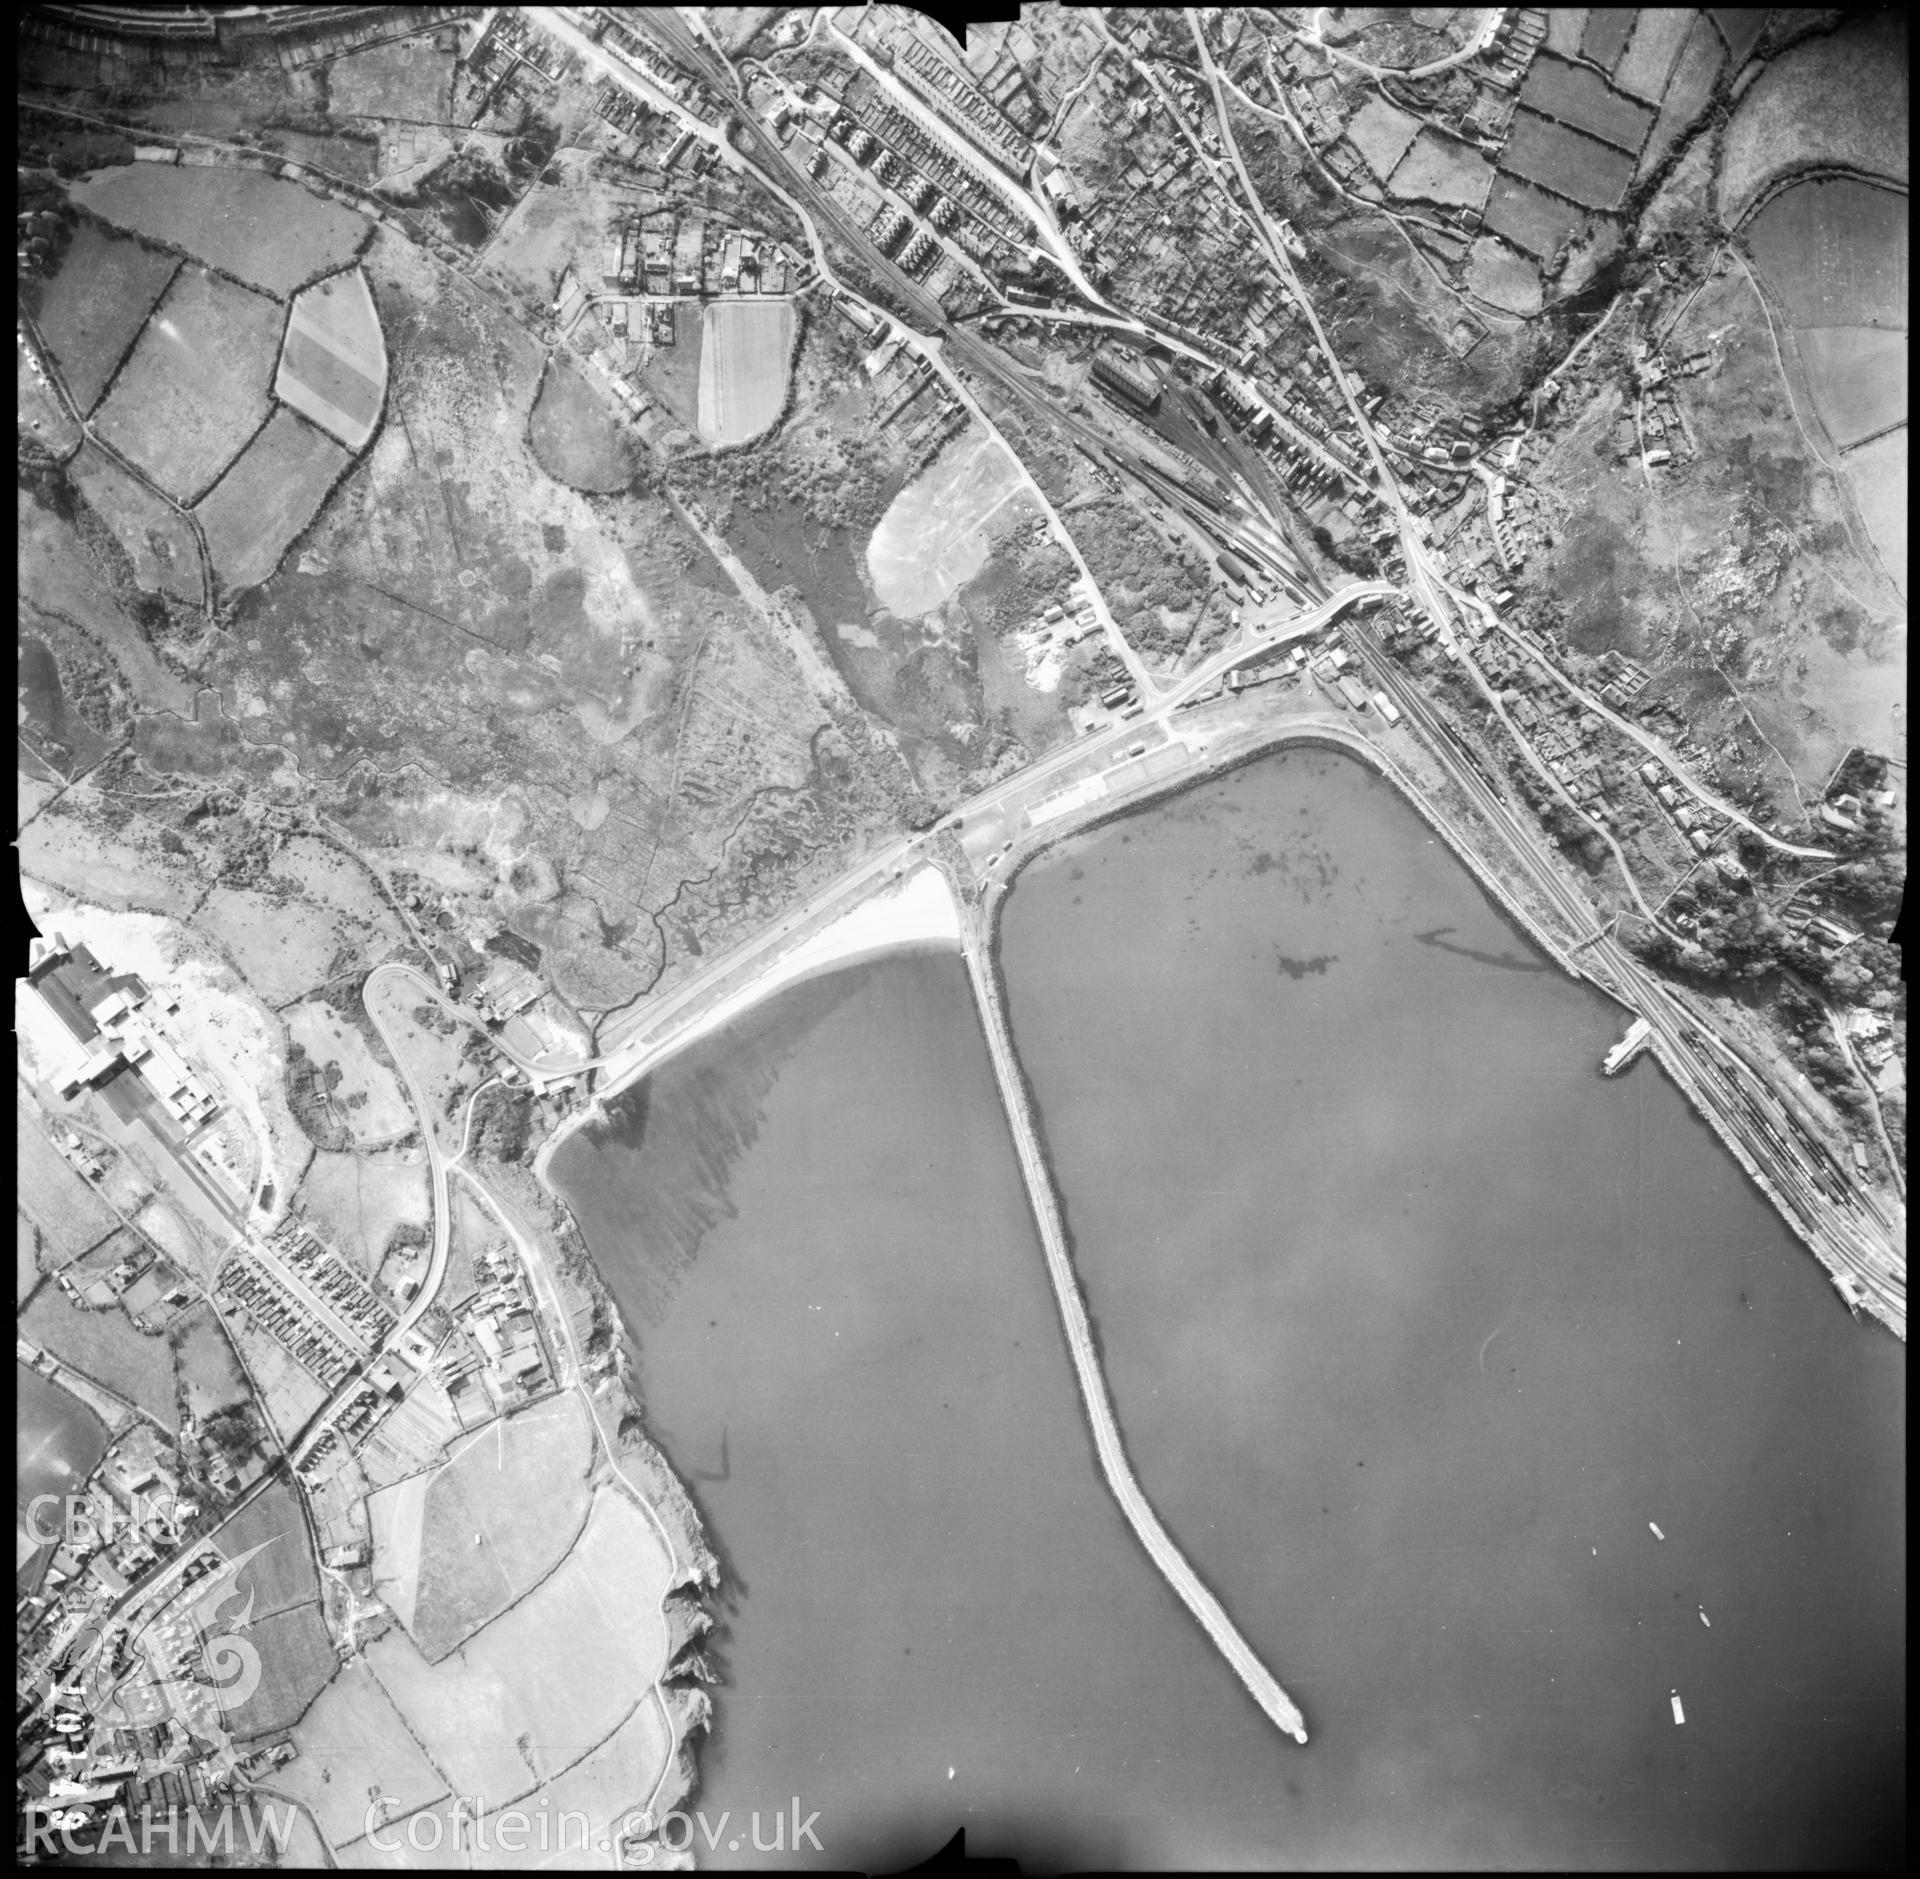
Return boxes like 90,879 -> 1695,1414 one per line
1670,1690 -> 1685,1725
1698,1608 -> 1710,1628
1648,1521 -> 1665,1540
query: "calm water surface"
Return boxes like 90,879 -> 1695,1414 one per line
552,748 -> 1903,1870
17,1362 -> 110,1592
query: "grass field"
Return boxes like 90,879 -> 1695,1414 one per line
1717,13 -> 1909,226
19,1285 -> 178,1426
367,1486 -> 672,1799
212,1479 -> 321,1618
92,267 -> 282,502
197,407 -> 353,592
1467,236 -> 1543,315
697,298 -> 796,447
528,356 -> 637,493
470,1696 -> 670,1872
1518,55 -> 1653,153
283,1661 -> 448,1850
285,1005 -> 415,1144
197,883 -> 340,1005
1501,111 -> 1635,210
1481,174 -> 1586,260
222,1600 -> 337,1741
72,164 -> 369,299
28,220 -> 178,415
277,267 -> 386,449
1796,327 -> 1909,450
67,443 -> 205,603
299,1150 -> 429,1275
1634,16 -> 1725,184
1612,7 -> 1696,103
1746,180 -> 1908,331
327,35 -> 455,121
1846,425 -> 1907,597
410,1392 -> 594,1661
1344,97 -> 1421,183
16,1109 -> 120,1263
1386,129 -> 1494,209
173,1307 -> 251,1419
1579,7 -> 1635,68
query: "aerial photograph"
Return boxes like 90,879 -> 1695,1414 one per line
15,3 -> 1905,1871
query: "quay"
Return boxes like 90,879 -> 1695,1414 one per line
961,894 -> 1310,1746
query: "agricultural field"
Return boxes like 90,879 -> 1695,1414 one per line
326,34 -> 456,121
697,298 -> 797,448
15,1108 -> 119,1265
25,219 -> 177,414
196,407 -> 352,593
212,1479 -> 320,1618
276,267 -> 387,449
1845,427 -> 1907,596
19,1284 -> 178,1426
1343,96 -> 1421,183
469,1698 -> 671,1873
1518,55 -> 1653,153
1745,180 -> 1908,331
222,1600 -> 337,1741
225,1314 -> 328,1445
284,1004 -> 415,1144
404,1392 -> 595,1661
1480,175 -> 1586,261
1579,7 -> 1636,69
72,163 -> 370,299
91,266 -> 282,502
1467,236 -> 1543,316
197,884 -> 340,1006
171,1308 -> 251,1419
1716,13 -> 1909,227
1708,9 -> 1770,66
1634,16 -> 1726,183
364,1486 -> 673,1800
282,1662 -> 449,1853
1611,7 -> 1698,103
1386,128 -> 1493,209
297,1150 -> 430,1275
1500,110 -> 1635,210
1795,328 -> 1908,452
66,444 -> 205,603
638,296 -> 704,432
527,356 -> 637,493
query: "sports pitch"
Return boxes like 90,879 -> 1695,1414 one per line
696,298 -> 796,448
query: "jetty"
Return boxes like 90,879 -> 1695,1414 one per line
1603,1017 -> 1655,1075
961,909 -> 1309,1745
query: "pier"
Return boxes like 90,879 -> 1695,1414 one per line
1603,1017 -> 1654,1076
961,898 -> 1310,1745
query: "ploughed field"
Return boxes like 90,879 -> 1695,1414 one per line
696,298 -> 795,448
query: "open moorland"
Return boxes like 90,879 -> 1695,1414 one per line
527,355 -> 637,494
90,265 -> 282,502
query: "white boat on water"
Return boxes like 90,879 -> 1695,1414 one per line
1699,1608 -> 1710,1628
1649,1521 -> 1665,1540
1670,1690 -> 1686,1725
